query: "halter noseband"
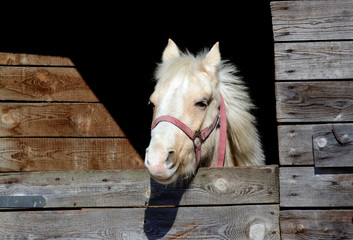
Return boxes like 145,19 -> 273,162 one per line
151,94 -> 227,168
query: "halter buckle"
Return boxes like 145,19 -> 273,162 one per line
192,131 -> 204,148
194,131 -> 202,140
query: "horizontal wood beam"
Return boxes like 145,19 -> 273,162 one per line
280,209 -> 353,240
0,52 -> 74,66
275,41 -> 353,81
276,81 -> 353,122
0,205 -> 279,239
0,103 -> 124,137
0,166 -> 279,208
280,167 -> 353,207
271,0 -> 353,42
0,138 -> 143,171
0,66 -> 97,102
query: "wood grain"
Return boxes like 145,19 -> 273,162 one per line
0,138 -> 143,171
0,66 -> 98,101
272,3 -> 353,239
0,52 -> 280,239
0,52 -> 74,66
0,166 -> 278,208
271,0 -> 353,42
313,124 -> 353,167
276,81 -> 353,122
0,103 -> 125,137
280,167 -> 353,207
275,41 -> 353,80
278,125 -> 314,166
0,205 -> 280,240
280,210 -> 353,240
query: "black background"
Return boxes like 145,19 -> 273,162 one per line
1,1 -> 277,164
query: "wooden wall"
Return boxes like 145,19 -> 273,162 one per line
0,167 -> 279,239
0,53 -> 280,239
271,1 -> 353,239
0,53 -> 143,171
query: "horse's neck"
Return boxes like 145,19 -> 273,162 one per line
201,127 -> 235,167
225,137 -> 236,167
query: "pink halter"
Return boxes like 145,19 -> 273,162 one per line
151,94 -> 227,168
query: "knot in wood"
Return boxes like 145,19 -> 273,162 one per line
316,137 -> 327,149
1,112 -> 16,125
145,189 -> 151,198
213,178 -> 228,193
36,70 -> 50,83
295,224 -> 304,233
289,148 -> 297,157
335,113 -> 343,121
249,222 -> 266,240
76,115 -> 92,133
120,232 -> 130,240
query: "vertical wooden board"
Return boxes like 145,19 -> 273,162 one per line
0,138 -> 143,171
280,210 -> 353,240
275,42 -> 353,80
280,167 -> 353,207
0,66 -> 98,101
278,125 -> 314,165
313,124 -> 353,167
0,205 -> 280,239
0,103 -> 125,137
276,81 -> 353,122
271,0 -> 353,42
0,52 -> 74,66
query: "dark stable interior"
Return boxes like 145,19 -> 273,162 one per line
1,1 -> 277,165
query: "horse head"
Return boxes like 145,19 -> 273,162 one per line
145,39 -> 222,184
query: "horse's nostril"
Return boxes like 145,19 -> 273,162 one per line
166,150 -> 175,169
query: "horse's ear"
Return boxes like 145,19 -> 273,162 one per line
162,39 -> 180,62
202,42 -> 221,78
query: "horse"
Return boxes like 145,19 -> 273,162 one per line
145,39 -> 265,184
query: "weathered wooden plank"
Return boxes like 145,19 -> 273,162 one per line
275,41 -> 353,80
0,52 -> 74,66
278,124 -> 353,167
0,103 -> 125,137
280,167 -> 353,207
0,138 -> 143,171
0,205 -> 280,240
276,81 -> 353,122
313,124 -> 353,167
280,210 -> 353,240
0,166 -> 279,208
0,66 -> 98,102
278,125 -> 314,166
271,0 -> 353,42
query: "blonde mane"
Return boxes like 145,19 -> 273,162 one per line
217,60 -> 265,166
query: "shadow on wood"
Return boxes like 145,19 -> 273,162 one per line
143,177 -> 192,239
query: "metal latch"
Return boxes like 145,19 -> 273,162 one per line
0,196 -> 46,208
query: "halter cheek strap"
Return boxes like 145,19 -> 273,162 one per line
216,93 -> 227,167
151,94 -> 227,168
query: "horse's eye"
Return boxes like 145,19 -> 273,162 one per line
195,100 -> 208,109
